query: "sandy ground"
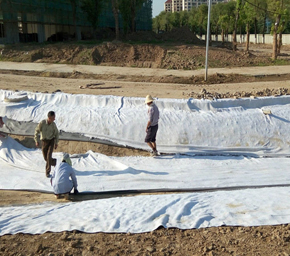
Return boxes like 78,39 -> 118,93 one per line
2,51 -> 290,255
1,69 -> 290,99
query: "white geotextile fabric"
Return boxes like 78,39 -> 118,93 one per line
1,136 -> 290,192
1,137 -> 290,235
2,91 -> 290,235
2,187 -> 290,235
1,90 -> 290,155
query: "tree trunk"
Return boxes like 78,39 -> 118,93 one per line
71,1 -> 77,39
277,30 -> 282,54
262,15 -> 266,44
199,26 -> 203,38
272,15 -> 281,60
254,18 -> 257,44
131,0 -> 136,33
273,30 -> 278,60
233,30 -> 237,51
221,29 -> 225,43
215,28 -> 218,42
112,0 -> 120,40
277,21 -> 285,54
232,6 -> 240,51
246,23 -> 250,52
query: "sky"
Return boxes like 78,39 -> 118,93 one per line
153,0 -> 164,17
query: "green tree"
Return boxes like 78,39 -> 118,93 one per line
81,0 -> 104,31
242,0 -> 268,50
258,0 -> 268,44
217,1 -> 236,43
159,11 -> 172,32
196,4 -> 208,38
242,0 -> 256,51
171,11 -> 181,28
211,3 -> 224,41
111,0 -> 120,40
168,11 -> 189,28
179,11 -> 189,27
233,0 -> 244,51
119,0 -> 131,35
188,7 -> 198,33
267,0 -> 290,59
117,0 -> 146,35
70,0 -> 81,40
152,15 -> 162,33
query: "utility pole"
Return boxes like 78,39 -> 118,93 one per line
205,0 -> 212,81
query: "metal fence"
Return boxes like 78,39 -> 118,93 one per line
200,34 -> 290,45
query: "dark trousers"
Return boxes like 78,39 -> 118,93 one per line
145,124 -> 158,143
42,139 -> 56,175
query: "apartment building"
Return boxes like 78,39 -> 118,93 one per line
165,0 -> 229,12
164,0 -> 172,12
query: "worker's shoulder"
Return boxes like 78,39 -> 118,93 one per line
37,119 -> 46,127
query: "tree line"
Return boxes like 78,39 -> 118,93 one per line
153,0 -> 290,60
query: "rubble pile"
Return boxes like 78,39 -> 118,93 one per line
185,87 -> 290,100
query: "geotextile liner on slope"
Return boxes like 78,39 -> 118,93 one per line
1,90 -> 290,156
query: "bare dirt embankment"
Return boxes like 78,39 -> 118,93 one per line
2,30 -> 290,255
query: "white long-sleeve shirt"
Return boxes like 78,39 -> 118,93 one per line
51,162 -> 78,194
148,103 -> 159,127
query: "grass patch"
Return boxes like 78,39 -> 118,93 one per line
272,59 -> 290,65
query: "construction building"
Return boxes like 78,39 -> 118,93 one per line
0,0 -> 152,44
165,0 -> 229,12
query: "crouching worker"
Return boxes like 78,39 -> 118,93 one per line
0,116 -> 8,138
51,153 -> 79,199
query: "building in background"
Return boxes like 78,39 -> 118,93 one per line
164,0 -> 172,12
0,0 -> 152,44
165,0 -> 229,12
173,0 -> 183,12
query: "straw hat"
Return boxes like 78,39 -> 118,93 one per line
145,95 -> 154,104
62,153 -> 72,166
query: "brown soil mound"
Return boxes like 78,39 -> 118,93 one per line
2,29 -> 289,70
0,42 -> 275,69
91,42 -> 166,68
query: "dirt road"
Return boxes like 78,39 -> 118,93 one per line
1,63 -> 290,100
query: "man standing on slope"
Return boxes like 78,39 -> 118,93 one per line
34,111 -> 59,177
145,95 -> 160,156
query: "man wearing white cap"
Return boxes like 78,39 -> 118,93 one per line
51,153 -> 79,199
145,95 -> 160,156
